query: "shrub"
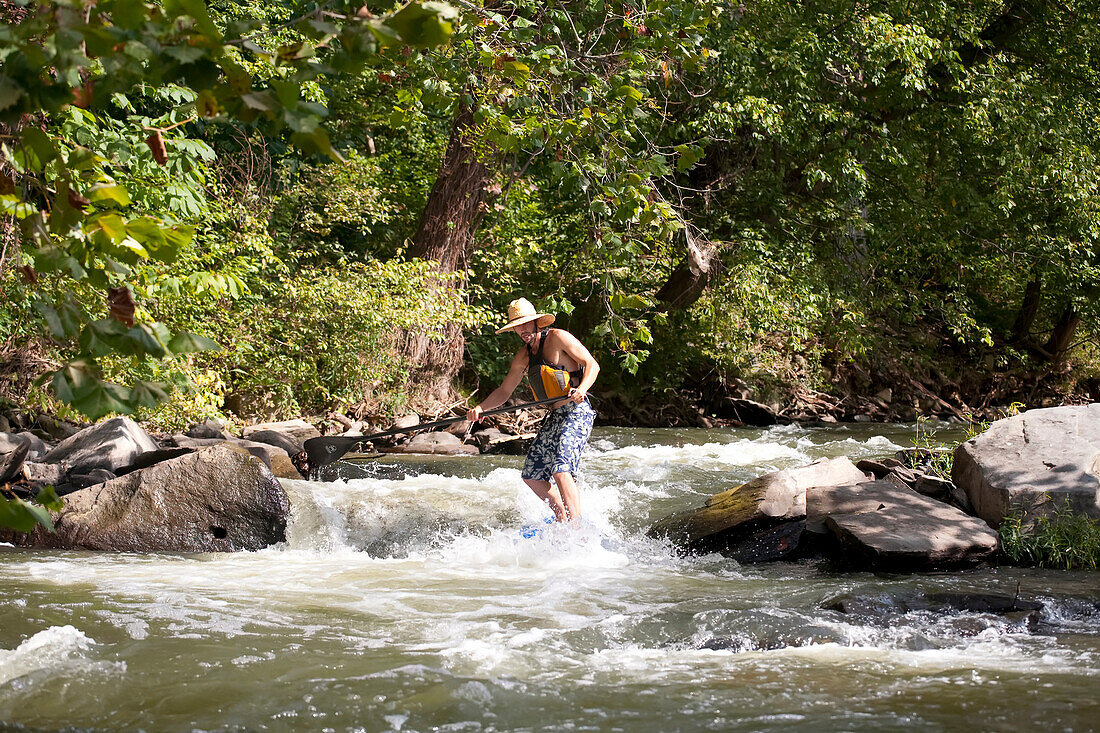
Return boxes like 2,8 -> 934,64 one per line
999,500 -> 1100,570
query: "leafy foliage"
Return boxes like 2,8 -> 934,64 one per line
999,500 -> 1100,570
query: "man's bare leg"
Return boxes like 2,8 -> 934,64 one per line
552,471 -> 581,521
523,478 -> 567,522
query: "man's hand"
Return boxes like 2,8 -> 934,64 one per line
466,405 -> 484,422
569,388 -> 586,404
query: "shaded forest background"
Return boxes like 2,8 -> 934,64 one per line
2,0 -> 1098,430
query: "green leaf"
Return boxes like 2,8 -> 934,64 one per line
16,127 -> 59,171
383,2 -> 457,49
35,484 -> 64,513
168,331 -> 222,354
0,76 -> 23,113
95,213 -> 128,243
70,379 -> 132,420
125,323 -> 171,358
87,183 -> 132,208
0,498 -> 51,533
130,380 -> 171,409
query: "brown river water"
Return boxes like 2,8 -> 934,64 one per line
2,423 -> 1097,731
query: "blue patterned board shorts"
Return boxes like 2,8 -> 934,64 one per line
521,399 -> 596,482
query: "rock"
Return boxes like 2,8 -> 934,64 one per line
0,440 -> 30,484
21,461 -> 67,486
242,418 -> 320,444
185,420 -> 227,439
67,468 -> 117,490
171,435 -> 302,480
471,427 -> 510,448
913,473 -> 954,501
0,432 -> 31,455
952,403 -> 1100,526
0,444 -> 289,552
874,388 -> 893,403
247,429 -> 303,456
885,465 -> 921,488
392,414 -> 420,431
816,414 -> 837,424
852,414 -> 873,423
823,591 -> 1042,618
398,432 -> 479,455
35,415 -> 81,441
824,483 -> 999,570
38,416 -> 159,474
13,431 -> 47,457
855,457 -> 906,479
0,415 -> 8,433
445,419 -> 474,437
648,456 -> 868,560
713,398 -> 778,426
116,447 -> 194,476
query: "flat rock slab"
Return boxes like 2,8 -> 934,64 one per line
648,456 -> 867,550
952,403 -> 1100,526
0,444 -> 289,552
824,481 -> 998,570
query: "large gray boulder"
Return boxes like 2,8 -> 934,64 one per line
37,416 -> 158,473
824,481 -> 999,570
0,444 -> 289,552
648,457 -> 868,559
952,403 -> 1100,526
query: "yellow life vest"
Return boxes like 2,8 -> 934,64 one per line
527,328 -> 582,401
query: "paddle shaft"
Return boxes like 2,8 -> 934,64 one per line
304,395 -> 569,473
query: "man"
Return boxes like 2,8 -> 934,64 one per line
467,298 -> 599,522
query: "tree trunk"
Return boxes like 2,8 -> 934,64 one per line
400,102 -> 495,402
1011,274 -> 1041,343
1043,304 -> 1080,367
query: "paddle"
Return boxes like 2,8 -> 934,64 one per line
301,395 -> 566,477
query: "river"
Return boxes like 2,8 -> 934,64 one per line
2,423 -> 1098,731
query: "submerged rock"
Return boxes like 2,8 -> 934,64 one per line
952,403 -> 1100,526
0,444 -> 289,552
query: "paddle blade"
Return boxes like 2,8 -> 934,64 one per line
303,435 -> 364,474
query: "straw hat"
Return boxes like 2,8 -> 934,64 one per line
495,298 -> 555,334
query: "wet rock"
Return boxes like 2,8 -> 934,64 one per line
242,418 -> 320,444
0,444 -> 289,552
712,398 -> 778,426
823,591 -> 1042,616
952,403 -> 1100,526
648,456 -> 868,561
38,416 -> 159,475
824,483 -> 999,570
